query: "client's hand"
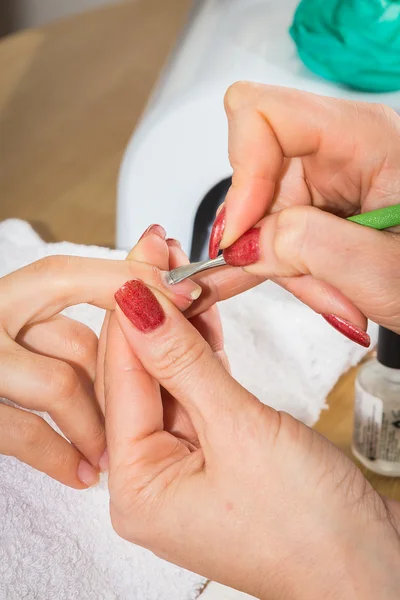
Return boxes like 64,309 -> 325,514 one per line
105,267 -> 400,599
0,252 -> 199,488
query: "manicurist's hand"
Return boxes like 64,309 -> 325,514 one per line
202,84 -> 400,345
105,257 -> 400,599
0,252 -> 200,488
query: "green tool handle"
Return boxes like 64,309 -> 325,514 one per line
347,204 -> 400,230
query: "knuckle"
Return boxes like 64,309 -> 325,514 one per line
66,321 -> 98,368
30,255 -> 68,278
274,206 -> 311,274
50,361 -> 80,404
30,255 -> 62,275
126,259 -> 145,279
371,102 -> 398,126
355,102 -> 400,137
16,413 -> 47,453
87,419 -> 105,445
154,336 -> 208,384
50,448 -> 71,470
29,255 -> 79,297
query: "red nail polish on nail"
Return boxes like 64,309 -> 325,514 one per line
115,280 -> 165,333
322,314 -> 370,348
166,237 -> 181,248
209,206 -> 226,259
223,228 -> 260,267
139,224 -> 166,241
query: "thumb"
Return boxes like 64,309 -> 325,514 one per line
223,206 -> 400,339
113,279 -> 258,445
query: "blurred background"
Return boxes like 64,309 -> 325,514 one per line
1,0 -> 399,255
1,0 -> 121,35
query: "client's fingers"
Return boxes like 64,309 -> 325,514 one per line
166,238 -> 189,270
0,403 -> 99,489
185,267 -> 265,319
1,338 -> 105,466
128,224 -> 169,266
0,255 -> 200,339
17,314 -> 98,384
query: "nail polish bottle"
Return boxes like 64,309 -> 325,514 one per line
352,327 -> 400,476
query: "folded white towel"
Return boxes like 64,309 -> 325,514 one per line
0,219 -> 377,599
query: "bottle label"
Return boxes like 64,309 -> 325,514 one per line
353,381 -> 400,463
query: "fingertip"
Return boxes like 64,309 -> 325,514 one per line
99,449 -> 109,473
77,459 -> 100,488
222,228 -> 261,267
322,314 -> 371,348
209,205 -> 226,258
127,234 -> 170,268
165,238 -> 181,249
127,224 -> 170,271
166,238 -> 191,270
115,281 -> 166,334
160,271 -> 202,301
137,224 -> 166,243
219,179 -> 274,249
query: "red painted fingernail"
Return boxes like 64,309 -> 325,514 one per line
209,205 -> 226,259
223,228 -> 260,267
115,280 -> 165,333
139,224 -> 166,241
322,314 -> 370,348
166,237 -> 181,248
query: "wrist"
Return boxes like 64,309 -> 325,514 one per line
255,510 -> 400,600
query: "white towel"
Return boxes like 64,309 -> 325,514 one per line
0,219 -> 377,599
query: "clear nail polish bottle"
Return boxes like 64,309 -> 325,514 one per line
352,327 -> 400,476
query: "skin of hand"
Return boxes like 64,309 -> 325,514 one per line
95,225 -> 229,470
203,83 -> 400,339
104,243 -> 400,600
0,252 -> 201,488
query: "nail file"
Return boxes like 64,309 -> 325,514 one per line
167,203 -> 400,285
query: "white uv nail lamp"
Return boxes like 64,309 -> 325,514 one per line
117,0 -> 400,260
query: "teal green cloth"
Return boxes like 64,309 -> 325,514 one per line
290,0 -> 400,93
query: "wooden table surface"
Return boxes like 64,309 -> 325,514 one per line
0,0 -> 399,502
